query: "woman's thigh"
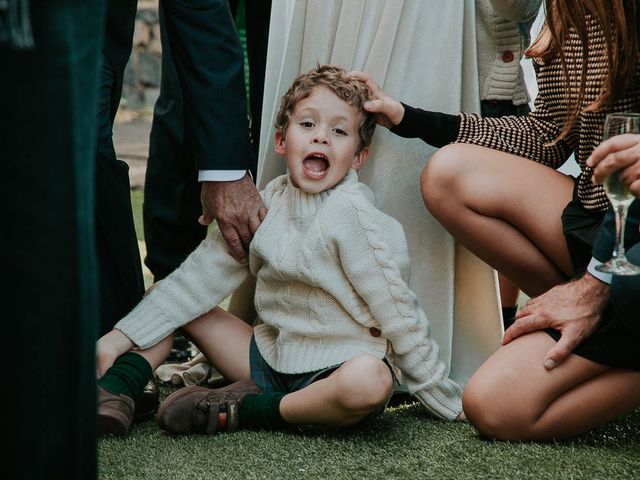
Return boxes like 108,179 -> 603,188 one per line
423,144 -> 576,276
463,331 -> 640,440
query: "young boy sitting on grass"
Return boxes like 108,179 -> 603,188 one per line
96,65 -> 462,436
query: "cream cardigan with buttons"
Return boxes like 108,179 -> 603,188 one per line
475,0 -> 541,105
116,170 -> 462,420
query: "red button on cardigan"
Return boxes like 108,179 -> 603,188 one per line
501,50 -> 515,63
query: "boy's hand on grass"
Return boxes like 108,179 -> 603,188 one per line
501,274 -> 608,370
349,70 -> 405,129
200,174 -> 267,262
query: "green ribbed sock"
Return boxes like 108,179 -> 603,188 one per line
238,392 -> 287,429
502,305 -> 518,330
97,352 -> 152,399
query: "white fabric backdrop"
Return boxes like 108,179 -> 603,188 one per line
252,0 -> 503,386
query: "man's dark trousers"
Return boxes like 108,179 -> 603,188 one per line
144,0 -> 270,280
98,0 -> 146,334
1,1 -> 105,478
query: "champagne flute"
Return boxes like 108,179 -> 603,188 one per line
595,113 -> 640,275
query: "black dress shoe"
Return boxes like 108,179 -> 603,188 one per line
166,333 -> 193,363
133,378 -> 160,423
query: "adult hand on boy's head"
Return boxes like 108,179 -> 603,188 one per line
349,70 -> 405,129
587,133 -> 640,197
200,173 -> 267,261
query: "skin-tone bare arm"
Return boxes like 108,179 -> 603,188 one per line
96,329 -> 135,378
587,133 -> 640,197
501,273 -> 609,370
199,173 -> 267,262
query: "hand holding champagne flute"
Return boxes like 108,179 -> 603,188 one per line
590,113 -> 640,275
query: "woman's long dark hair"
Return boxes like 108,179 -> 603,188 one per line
526,0 -> 639,141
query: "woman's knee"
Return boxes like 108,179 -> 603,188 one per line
463,371 -> 535,441
334,355 -> 393,415
420,144 -> 476,215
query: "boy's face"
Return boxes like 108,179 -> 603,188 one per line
275,86 -> 368,194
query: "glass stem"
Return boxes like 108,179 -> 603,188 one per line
612,203 -> 629,261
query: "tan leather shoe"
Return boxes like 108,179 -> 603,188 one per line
98,385 -> 135,436
156,379 -> 260,434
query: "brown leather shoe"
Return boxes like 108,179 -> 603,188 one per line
156,379 -> 261,434
98,385 -> 135,436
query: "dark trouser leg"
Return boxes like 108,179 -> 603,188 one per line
97,0 -> 145,334
245,0 -> 272,174
143,3 -> 206,282
0,1 -> 104,478
610,199 -> 640,332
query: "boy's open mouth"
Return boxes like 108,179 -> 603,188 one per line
303,153 -> 330,178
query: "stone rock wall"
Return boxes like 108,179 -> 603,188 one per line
121,2 -> 161,112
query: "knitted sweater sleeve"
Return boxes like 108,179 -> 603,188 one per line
114,177 -> 289,348
326,191 -> 463,420
114,230 -> 251,349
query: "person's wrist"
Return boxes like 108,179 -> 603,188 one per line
391,102 -> 405,125
580,272 -> 610,303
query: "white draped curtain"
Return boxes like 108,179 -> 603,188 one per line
249,0 -> 503,386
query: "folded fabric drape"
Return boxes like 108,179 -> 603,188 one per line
241,0 -> 503,387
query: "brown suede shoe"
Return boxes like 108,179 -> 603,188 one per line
98,385 -> 135,436
156,379 -> 261,434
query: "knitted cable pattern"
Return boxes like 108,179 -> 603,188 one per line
116,170 -> 462,419
333,187 -> 462,419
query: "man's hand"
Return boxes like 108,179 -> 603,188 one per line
199,173 -> 267,261
502,274 -> 609,370
349,71 -> 405,129
97,329 -> 135,378
587,133 -> 640,197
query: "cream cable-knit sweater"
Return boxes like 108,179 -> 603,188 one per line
116,170 -> 462,419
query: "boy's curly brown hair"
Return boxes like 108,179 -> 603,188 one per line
274,65 -> 376,152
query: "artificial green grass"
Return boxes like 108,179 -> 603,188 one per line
119,189 -> 640,478
99,395 -> 640,479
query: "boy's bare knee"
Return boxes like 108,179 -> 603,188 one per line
335,355 -> 393,414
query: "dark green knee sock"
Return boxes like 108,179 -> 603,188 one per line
239,392 -> 287,429
98,352 -> 152,399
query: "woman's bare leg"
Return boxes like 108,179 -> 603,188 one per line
463,331 -> 640,440
181,306 -> 253,382
421,144 -> 575,297
280,354 -> 394,427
